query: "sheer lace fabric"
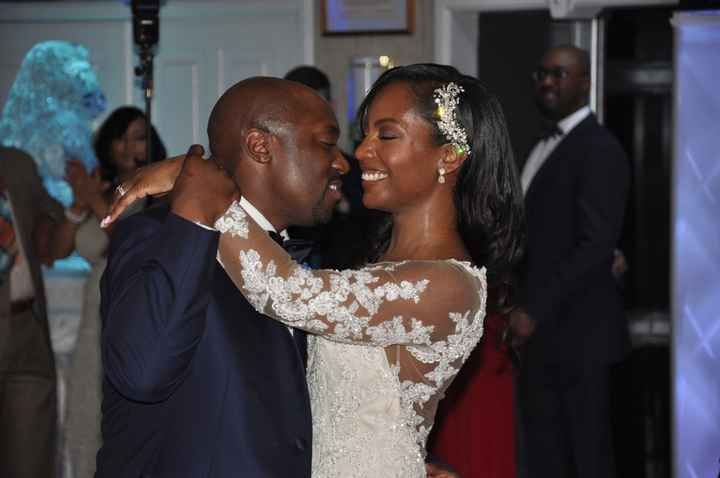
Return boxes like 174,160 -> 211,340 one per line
215,201 -> 487,477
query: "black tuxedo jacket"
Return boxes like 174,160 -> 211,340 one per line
96,204 -> 311,477
520,113 -> 630,368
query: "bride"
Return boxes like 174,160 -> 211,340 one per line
106,64 -> 524,477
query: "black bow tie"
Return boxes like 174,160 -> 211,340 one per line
539,124 -> 563,141
268,231 -> 314,263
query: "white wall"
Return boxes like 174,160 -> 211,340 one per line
0,0 -> 313,155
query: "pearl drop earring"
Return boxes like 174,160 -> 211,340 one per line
438,167 -> 446,184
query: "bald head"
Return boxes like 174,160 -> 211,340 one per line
206,77 -> 328,166
204,76 -> 345,231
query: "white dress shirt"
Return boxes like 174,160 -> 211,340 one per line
521,105 -> 592,195
237,196 -> 288,240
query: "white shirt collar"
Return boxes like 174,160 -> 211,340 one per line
235,197 -> 292,337
520,106 -> 592,195
239,196 -> 289,240
557,105 -> 591,136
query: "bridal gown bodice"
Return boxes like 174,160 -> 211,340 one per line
307,338 -> 422,476
214,201 -> 487,477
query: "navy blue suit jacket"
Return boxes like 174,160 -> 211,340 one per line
96,204 -> 312,477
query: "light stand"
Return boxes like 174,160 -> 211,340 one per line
135,45 -> 154,165
131,0 -> 160,166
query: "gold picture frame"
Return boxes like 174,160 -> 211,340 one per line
321,0 -> 415,35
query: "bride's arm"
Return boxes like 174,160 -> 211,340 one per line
217,201 -> 487,347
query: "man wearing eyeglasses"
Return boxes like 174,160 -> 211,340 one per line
509,45 -> 630,478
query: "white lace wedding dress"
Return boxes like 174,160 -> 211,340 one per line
215,201 -> 487,477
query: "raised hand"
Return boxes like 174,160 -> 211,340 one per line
65,159 -> 93,209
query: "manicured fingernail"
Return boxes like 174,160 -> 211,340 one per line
100,216 -> 111,228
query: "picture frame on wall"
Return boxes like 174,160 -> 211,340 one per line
322,0 -> 415,35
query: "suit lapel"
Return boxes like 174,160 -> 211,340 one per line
525,114 -> 597,200
214,262 -> 308,372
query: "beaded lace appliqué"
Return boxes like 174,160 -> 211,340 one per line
235,250 -> 431,343
214,201 -> 249,238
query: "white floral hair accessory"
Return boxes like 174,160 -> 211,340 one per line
433,82 -> 470,155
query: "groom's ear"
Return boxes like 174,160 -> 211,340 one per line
245,129 -> 273,164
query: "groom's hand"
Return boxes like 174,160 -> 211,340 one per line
170,145 -> 239,227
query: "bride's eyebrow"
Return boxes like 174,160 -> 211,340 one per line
360,113 -> 401,135
373,118 -> 401,128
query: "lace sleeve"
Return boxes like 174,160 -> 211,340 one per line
216,201 -> 486,346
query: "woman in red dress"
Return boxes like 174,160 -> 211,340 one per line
429,311 -> 516,478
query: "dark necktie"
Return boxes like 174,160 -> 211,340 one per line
268,231 -> 312,367
539,123 -> 563,141
268,231 -> 314,263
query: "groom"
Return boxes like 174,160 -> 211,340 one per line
97,77 -> 349,477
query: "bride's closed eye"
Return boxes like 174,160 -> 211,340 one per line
378,128 -> 400,140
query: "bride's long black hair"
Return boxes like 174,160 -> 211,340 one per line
357,64 -> 525,306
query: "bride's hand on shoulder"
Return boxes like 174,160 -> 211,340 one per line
101,146 -> 196,227
169,147 -> 239,227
